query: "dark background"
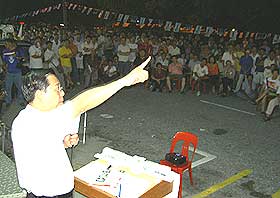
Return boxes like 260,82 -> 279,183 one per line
1,0 -> 280,33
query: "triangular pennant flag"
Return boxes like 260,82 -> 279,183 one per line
117,14 -> 124,22
139,17 -> 146,25
47,6 -> 52,13
40,7 -> 47,13
129,15 -> 137,23
164,21 -> 172,31
81,6 -> 88,13
98,10 -> 104,18
272,34 -> 280,44
205,26 -> 214,37
194,25 -> 202,34
68,3 -> 73,10
123,15 -> 130,23
174,22 -> 181,32
92,9 -> 99,15
103,11 -> 110,20
72,4 -> 78,10
250,32 -> 255,38
86,8 -> 93,15
147,18 -> 153,26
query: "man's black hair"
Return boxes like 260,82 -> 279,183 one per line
21,72 -> 51,103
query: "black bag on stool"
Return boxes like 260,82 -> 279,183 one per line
165,153 -> 187,165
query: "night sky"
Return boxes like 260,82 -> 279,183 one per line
0,0 -> 279,33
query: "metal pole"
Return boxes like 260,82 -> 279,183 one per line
62,0 -> 68,27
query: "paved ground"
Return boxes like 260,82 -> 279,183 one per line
1,84 -> 280,198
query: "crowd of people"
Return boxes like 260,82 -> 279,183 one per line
0,23 -> 280,121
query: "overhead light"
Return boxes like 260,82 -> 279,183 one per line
59,23 -> 65,27
232,28 -> 236,32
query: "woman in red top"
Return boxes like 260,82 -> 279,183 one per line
207,56 -> 220,94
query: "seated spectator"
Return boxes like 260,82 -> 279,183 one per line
155,51 -> 169,71
192,58 -> 209,96
263,73 -> 280,121
222,60 -> 236,96
256,68 -> 280,115
166,55 -> 186,93
253,48 -> 267,94
207,56 -> 220,94
150,63 -> 166,92
102,59 -> 119,83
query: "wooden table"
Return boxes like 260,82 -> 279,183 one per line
74,177 -> 173,198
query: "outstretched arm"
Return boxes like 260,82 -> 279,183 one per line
71,57 -> 151,118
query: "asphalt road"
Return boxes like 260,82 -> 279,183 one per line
1,84 -> 280,198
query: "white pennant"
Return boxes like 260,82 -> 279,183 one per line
164,21 -> 172,31
174,22 -> 181,32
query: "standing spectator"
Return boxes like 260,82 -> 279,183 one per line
2,39 -> 24,107
59,39 -> 73,89
150,62 -> 166,92
29,38 -> 44,73
74,34 -> 84,85
207,56 -> 220,94
52,34 -> 61,57
234,49 -> 253,93
253,48 -> 267,93
222,60 -> 236,96
69,37 -> 79,85
166,55 -> 186,93
221,45 -> 235,67
128,36 -> 138,65
117,37 -> 130,76
44,41 -> 65,89
192,58 -> 209,96
263,50 -> 276,79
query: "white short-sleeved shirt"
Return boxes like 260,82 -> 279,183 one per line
29,45 -> 43,69
117,44 -> 130,62
44,49 -> 60,68
193,64 -> 208,80
12,101 -> 80,196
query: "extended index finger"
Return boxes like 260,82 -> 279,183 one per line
138,56 -> 151,69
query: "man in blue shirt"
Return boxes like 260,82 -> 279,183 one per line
234,49 -> 253,93
2,39 -> 25,107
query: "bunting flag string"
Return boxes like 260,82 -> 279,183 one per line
2,1 -> 279,44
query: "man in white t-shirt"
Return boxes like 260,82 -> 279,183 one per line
29,39 -> 44,71
117,37 -> 130,75
128,36 -> 138,64
12,57 -> 151,198
192,58 -> 209,96
44,41 -> 65,89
